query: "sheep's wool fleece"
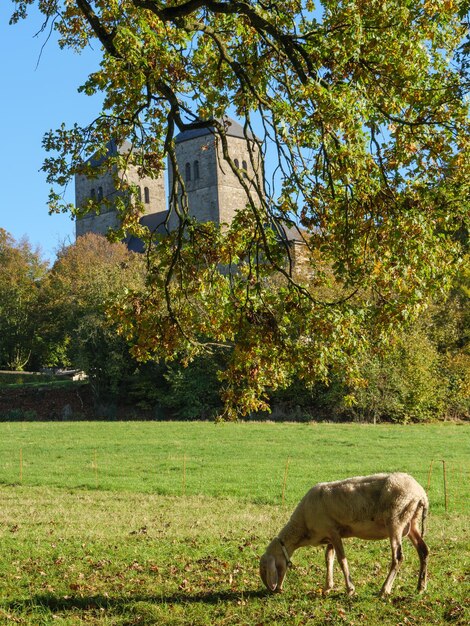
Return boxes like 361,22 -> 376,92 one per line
301,473 -> 426,527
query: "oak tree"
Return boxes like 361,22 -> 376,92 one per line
11,1 -> 469,417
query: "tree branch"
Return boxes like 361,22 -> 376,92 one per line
75,0 -> 119,57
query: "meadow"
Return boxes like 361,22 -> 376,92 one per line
0,421 -> 468,625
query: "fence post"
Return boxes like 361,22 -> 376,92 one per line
426,459 -> 448,513
441,460 -> 448,513
282,457 -> 290,506
94,449 -> 98,489
426,459 -> 434,493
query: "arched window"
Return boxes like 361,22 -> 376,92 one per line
194,160 -> 200,180
185,162 -> 191,182
144,187 -> 150,203
90,188 -> 96,200
242,160 -> 248,178
97,186 -> 104,201
234,159 -> 239,169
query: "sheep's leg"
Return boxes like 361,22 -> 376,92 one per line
408,527 -> 429,592
331,536 -> 355,596
380,536 -> 404,596
323,544 -> 335,594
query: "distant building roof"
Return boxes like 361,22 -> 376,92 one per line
273,219 -> 306,244
126,211 -> 170,253
87,139 -> 133,167
127,214 -> 305,253
175,116 -> 255,144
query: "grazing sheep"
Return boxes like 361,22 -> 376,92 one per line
260,472 -> 429,596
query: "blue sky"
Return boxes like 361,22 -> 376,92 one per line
1,3 -> 102,263
0,4 -> 297,264
0,5 -> 254,264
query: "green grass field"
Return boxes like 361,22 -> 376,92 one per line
0,422 -> 468,625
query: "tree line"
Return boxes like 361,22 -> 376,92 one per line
1,228 -> 467,423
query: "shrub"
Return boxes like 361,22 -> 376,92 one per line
158,356 -> 224,420
347,329 -> 446,423
440,351 -> 470,419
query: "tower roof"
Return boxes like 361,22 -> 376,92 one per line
87,139 -> 133,167
175,116 -> 255,144
126,211 -> 170,253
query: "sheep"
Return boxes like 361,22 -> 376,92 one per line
260,472 -> 429,597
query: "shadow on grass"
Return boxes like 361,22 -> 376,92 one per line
5,588 -> 268,614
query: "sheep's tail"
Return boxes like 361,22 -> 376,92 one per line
420,497 -> 429,538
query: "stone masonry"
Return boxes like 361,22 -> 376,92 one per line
75,119 -> 261,240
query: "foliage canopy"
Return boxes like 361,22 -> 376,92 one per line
39,233 -> 145,402
11,1 -> 470,417
0,229 -> 48,370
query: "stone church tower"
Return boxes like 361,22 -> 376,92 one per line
75,118 -> 260,242
74,139 -> 166,239
168,118 -> 260,229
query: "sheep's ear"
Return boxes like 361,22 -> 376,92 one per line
264,555 -> 278,591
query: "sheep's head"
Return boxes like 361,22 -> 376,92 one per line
259,549 -> 288,592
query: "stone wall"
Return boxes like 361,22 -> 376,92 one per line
0,384 -> 94,420
0,384 -> 164,421
75,163 -> 166,238
216,135 -> 261,227
168,132 -> 261,229
168,133 -> 220,228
